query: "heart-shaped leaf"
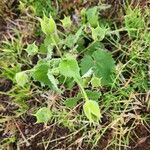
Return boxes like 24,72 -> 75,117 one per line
15,72 -> 28,87
83,100 -> 101,122
59,56 -> 80,79
34,107 -> 52,124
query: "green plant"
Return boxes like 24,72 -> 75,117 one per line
13,13 -> 116,123
2,3 -> 150,149
34,107 -> 52,125
125,7 -> 145,38
19,0 -> 56,16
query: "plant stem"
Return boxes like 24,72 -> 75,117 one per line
74,77 -> 89,102
51,34 -> 62,58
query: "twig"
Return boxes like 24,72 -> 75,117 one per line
14,119 -> 30,146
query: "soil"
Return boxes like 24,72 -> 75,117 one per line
130,125 -> 150,150
0,16 -> 7,40
0,78 -> 12,92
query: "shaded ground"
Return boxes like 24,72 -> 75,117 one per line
130,125 -> 150,150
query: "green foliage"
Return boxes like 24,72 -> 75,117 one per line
86,90 -> 101,101
86,6 -> 99,27
32,61 -> 52,87
91,25 -> 107,41
26,42 -> 38,56
83,100 -> 101,123
125,8 -> 145,38
80,55 -> 93,75
19,0 -> 55,17
34,107 -> 52,124
61,16 -> 72,28
78,90 -> 101,102
15,71 -> 28,87
2,3 -> 150,149
65,27 -> 83,48
59,56 -> 80,79
47,70 -> 60,92
80,50 -> 115,85
40,14 -> 56,35
64,97 -> 80,108
91,76 -> 101,88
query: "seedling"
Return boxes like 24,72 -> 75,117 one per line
59,55 -> 101,123
34,107 -> 52,125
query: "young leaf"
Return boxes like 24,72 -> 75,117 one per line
61,16 -> 72,28
86,90 -> 101,101
78,90 -> 101,102
40,14 -> 56,35
34,107 -> 52,124
86,6 -> 99,27
64,97 -> 80,108
84,41 -> 105,55
80,8 -> 86,23
82,77 -> 91,88
65,27 -> 83,48
26,42 -> 38,56
91,76 -> 101,88
47,70 -> 60,93
15,72 -> 28,87
59,56 -> 80,79
32,62 -> 52,87
64,34 -> 75,48
80,55 -> 93,75
91,25 -> 107,41
83,100 -> 101,122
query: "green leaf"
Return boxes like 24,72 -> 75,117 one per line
59,56 -> 80,79
39,36 -> 53,53
82,77 -> 91,87
26,42 -> 38,56
83,100 -> 101,122
34,107 -> 52,124
61,16 -> 72,28
86,6 -> 99,28
84,41 -> 105,55
15,72 -> 28,87
40,14 -> 56,35
74,27 -> 83,44
64,34 -> 75,48
80,8 -> 86,23
62,77 -> 75,89
92,50 -> 115,85
80,50 -> 115,85
32,62 -> 52,87
47,70 -> 61,92
65,27 -> 83,48
86,90 -> 101,101
91,25 -> 107,41
80,55 -> 93,75
64,97 -> 80,108
91,76 -> 101,88
78,90 -> 101,102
